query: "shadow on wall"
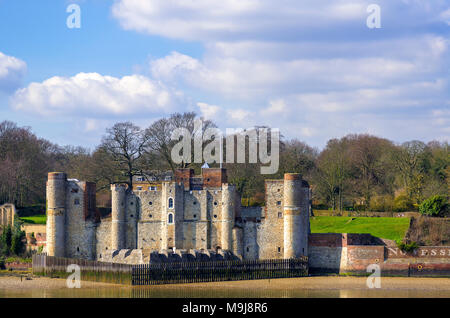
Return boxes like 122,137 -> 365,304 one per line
308,233 -> 388,274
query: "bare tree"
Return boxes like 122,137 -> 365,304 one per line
144,112 -> 216,172
346,134 -> 395,209
100,122 -> 148,189
314,138 -> 351,211
391,140 -> 429,203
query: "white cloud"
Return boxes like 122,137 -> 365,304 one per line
150,35 -> 447,101
0,51 -> 26,92
441,8 -> 450,25
197,102 -> 220,120
112,0 -> 449,41
10,72 -> 185,117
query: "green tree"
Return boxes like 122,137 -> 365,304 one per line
1,225 -> 12,255
10,229 -> 25,255
419,195 -> 448,217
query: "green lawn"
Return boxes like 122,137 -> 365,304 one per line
310,216 -> 410,241
19,215 -> 47,225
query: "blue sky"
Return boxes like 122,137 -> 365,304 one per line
0,0 -> 449,150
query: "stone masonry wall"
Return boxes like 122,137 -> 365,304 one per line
256,180 -> 284,259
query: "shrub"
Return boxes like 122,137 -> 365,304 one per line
397,240 -> 418,253
393,195 -> 414,212
419,195 -> 448,217
0,257 -> 5,270
369,195 -> 394,212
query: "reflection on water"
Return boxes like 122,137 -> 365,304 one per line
1,285 -> 449,298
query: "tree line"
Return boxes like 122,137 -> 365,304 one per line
0,114 -> 448,212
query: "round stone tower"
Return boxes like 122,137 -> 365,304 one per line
46,172 -> 67,257
111,184 -> 127,250
283,173 -> 308,259
221,184 -> 235,251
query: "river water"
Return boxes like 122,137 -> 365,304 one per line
1,277 -> 449,298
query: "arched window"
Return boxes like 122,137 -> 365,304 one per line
168,212 -> 174,224
168,197 -> 174,209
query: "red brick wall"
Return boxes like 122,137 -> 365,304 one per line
386,246 -> 450,258
309,233 -> 346,247
202,168 -> 227,188
83,182 -> 97,221
175,169 -> 194,190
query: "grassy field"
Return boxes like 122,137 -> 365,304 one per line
19,215 -> 47,225
310,216 -> 410,241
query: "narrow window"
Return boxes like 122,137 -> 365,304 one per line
278,212 -> 283,218
277,247 -> 281,253
74,198 -> 80,205
168,197 -> 174,209
277,201 -> 281,206
168,212 -> 174,224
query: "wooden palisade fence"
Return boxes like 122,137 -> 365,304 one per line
32,254 -> 133,285
132,257 -> 308,285
33,254 -> 308,286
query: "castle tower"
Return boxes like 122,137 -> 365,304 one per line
221,184 -> 235,251
46,172 -> 67,257
111,184 -> 127,250
283,173 -> 308,259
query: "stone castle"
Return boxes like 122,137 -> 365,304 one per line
46,168 -> 311,263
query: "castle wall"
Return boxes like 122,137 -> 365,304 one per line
136,190 -> 163,250
257,180 -> 284,259
241,220 -> 258,259
232,226 -> 243,258
64,181 -> 96,260
95,218 -> 111,259
307,233 -> 450,276
124,193 -> 138,249
181,189 -> 204,250
208,190 -> 223,250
